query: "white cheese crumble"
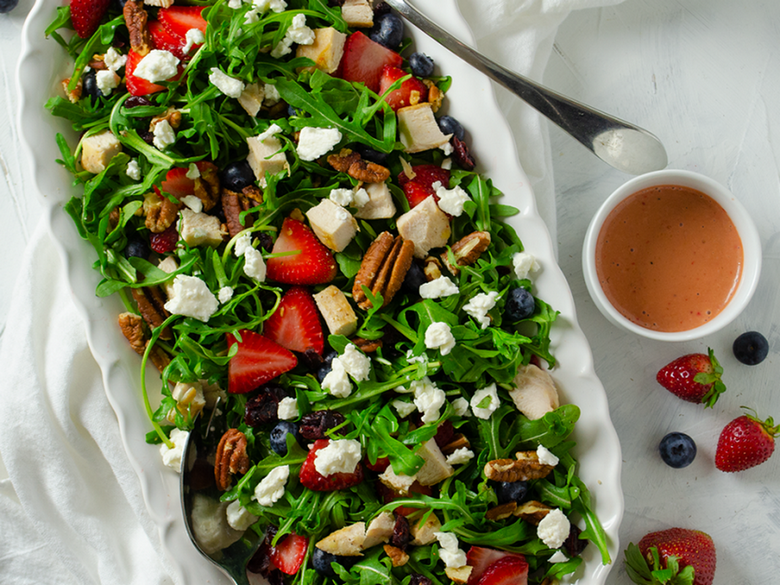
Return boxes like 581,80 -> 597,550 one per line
412,378 -> 446,424
254,0 -> 287,13
164,275 -> 219,322
406,350 -> 429,365
549,550 -> 569,563
153,119 -> 176,150
263,82 -> 281,105
452,397 -> 471,417
126,159 -> 141,181
352,187 -> 369,207
470,383 -> 500,419
181,195 -> 203,213
96,70 -> 120,96
340,343 -> 371,382
392,399 -> 417,418
254,465 -> 290,507
537,445 -> 559,467
233,231 -> 253,257
424,321 -> 456,356
433,181 -> 471,217
441,158 -> 452,170
433,532 -> 467,569
134,49 -> 179,83
277,396 -> 299,420
186,162 -> 201,180
209,67 -> 245,98
419,275 -> 459,299
329,188 -> 354,207
226,500 -> 258,531
463,290 -> 500,329
296,127 -> 343,162
512,251 -> 540,280
314,439 -> 362,477
104,47 -> 127,72
322,358 -> 352,398
243,246 -> 267,282
537,508 -> 570,549
159,428 -> 189,471
439,141 -> 454,156
446,447 -> 475,466
227,0 -> 243,8
183,28 -> 205,54
218,286 -> 234,304
270,13 -> 314,57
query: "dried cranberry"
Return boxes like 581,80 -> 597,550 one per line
245,392 -> 280,427
452,136 -> 476,171
433,420 -> 455,449
409,575 -> 433,585
299,348 -> 324,371
125,96 -> 153,108
564,524 -> 588,557
149,225 -> 178,253
298,410 -> 346,440
257,232 -> 274,253
139,129 -> 155,145
247,526 -> 277,575
390,515 -> 410,551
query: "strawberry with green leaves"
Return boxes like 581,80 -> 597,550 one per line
625,527 -> 716,585
655,348 -> 726,407
715,408 -> 778,472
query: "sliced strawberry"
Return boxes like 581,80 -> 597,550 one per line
401,181 -> 433,209
378,65 -> 429,111
339,31 -> 403,93
266,217 -> 337,285
70,0 -> 111,39
299,439 -> 364,492
226,330 -> 298,394
149,20 -> 186,60
149,224 -> 179,254
476,555 -> 529,585
158,6 -> 207,38
263,286 -> 324,355
376,480 -> 432,517
268,532 -> 309,575
398,164 -> 451,209
466,547 -> 527,585
157,162 -> 218,199
125,49 -> 168,96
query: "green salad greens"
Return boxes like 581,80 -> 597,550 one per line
46,1 -> 610,583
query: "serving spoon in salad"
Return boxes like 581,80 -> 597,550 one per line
384,0 -> 668,175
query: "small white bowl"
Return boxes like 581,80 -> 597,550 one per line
582,169 -> 762,341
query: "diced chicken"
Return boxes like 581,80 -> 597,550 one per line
306,199 -> 357,252
180,209 -> 227,248
238,82 -> 264,117
313,285 -> 358,336
81,130 -> 122,174
246,134 -> 288,187
316,522 -> 366,556
190,494 -> 243,555
410,512 -> 442,546
378,466 -> 417,495
363,512 -> 395,549
296,27 -> 347,74
415,439 -> 454,486
167,381 -> 206,423
144,0 -> 174,6
397,103 -> 452,153
396,196 -> 451,258
510,364 -> 560,420
341,0 -> 374,28
355,181 -> 396,220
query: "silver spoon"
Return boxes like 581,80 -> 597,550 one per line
181,412 -> 261,585
384,0 -> 668,175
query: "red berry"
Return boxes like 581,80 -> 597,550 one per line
398,164 -> 451,209
378,65 -> 429,111
299,439 -> 364,492
125,50 -> 168,96
70,0 -> 110,39
268,532 -> 309,575
149,224 -> 178,253
626,528 -> 716,585
265,217 -> 337,285
226,330 -> 297,394
656,348 -> 726,407
715,410 -> 778,472
148,20 -> 186,60
338,31 -> 403,93
465,547 -> 526,585
475,555 -> 529,585
158,6 -> 207,38
263,286 -> 324,355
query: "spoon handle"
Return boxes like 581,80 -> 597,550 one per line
383,0 -> 668,174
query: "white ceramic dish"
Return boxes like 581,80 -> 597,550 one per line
17,1 -> 623,583
582,169 -> 762,342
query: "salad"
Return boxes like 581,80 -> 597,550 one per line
45,0 -> 612,583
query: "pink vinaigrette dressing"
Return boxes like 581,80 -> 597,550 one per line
595,185 -> 744,332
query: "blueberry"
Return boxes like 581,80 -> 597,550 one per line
311,547 -> 358,577
402,262 -> 426,294
659,432 -> 697,468
369,12 -> 404,49
733,331 -> 769,365
0,0 -> 20,14
287,104 -> 301,117
124,237 -> 150,260
495,481 -> 529,505
437,115 -> 465,141
82,69 -> 101,105
504,287 -> 535,321
316,351 -> 339,383
269,421 -> 300,456
409,52 -> 434,78
352,143 -> 389,165
221,160 -> 256,192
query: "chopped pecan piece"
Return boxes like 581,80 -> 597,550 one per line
143,191 -> 181,233
123,0 -> 152,56
222,188 -> 250,237
423,256 -> 443,281
149,107 -> 182,131
61,78 -> 83,103
486,501 -> 518,521
350,337 -> 383,353
108,207 -> 121,232
483,451 -> 554,483
513,500 -> 552,525
327,149 -> 361,173
327,149 -> 391,183
131,286 -> 172,340
352,232 -> 414,310
441,231 -> 491,275
440,433 -> 470,456
214,429 -> 250,491
423,80 -> 445,113
117,312 -> 170,372
383,545 -> 409,567
242,184 -> 264,203
88,55 -> 108,70
193,163 -> 221,212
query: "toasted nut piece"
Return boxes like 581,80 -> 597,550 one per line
108,207 -> 121,233
150,108 -> 182,131
214,429 -> 250,491
445,565 -> 473,584
222,188 -> 250,237
327,149 -> 361,172
62,78 -> 83,103
383,544 -> 409,567
486,501 -> 518,521
483,451 -> 555,483
123,0 -> 152,56
514,500 -> 552,525
119,312 -> 171,372
193,163 -> 221,212
353,232 -> 414,310
423,256 -> 443,282
143,191 -> 181,233
131,286 -> 172,340
440,433 -> 470,456
427,84 -> 445,114
316,523 -> 366,556
441,231 -> 491,275
350,337 -> 383,353
327,149 -> 391,183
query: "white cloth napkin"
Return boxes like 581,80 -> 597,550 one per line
0,1 -> 622,583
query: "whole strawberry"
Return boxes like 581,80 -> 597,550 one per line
624,527 -> 716,585
656,348 -> 726,407
715,409 -> 778,472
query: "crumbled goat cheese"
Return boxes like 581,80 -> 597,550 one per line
470,383 -> 500,419
549,550 -> 569,563
104,47 -> 127,72
452,397 -> 471,417
277,397 -> 299,420
446,447 -> 475,466
263,83 -> 281,105
433,181 -> 470,217
226,500 -> 258,531
270,13 -> 314,58
413,378 -> 446,424
126,159 -> 141,181
254,0 -> 287,12
218,286 -> 234,304
425,322 -> 456,356
256,123 -> 283,142
183,28 -> 205,54
296,127 -> 343,162
392,399 -> 417,418
439,141 -> 454,156
227,0 -> 243,8
433,532 -> 468,569
96,70 -> 120,96
186,162 -> 201,180
134,49 -> 179,83
164,275 -> 219,322
329,188 -> 354,207
322,358 -> 352,398
463,290 -> 500,329
537,445 -> 559,467
159,428 -> 189,471
153,119 -> 176,150
352,187 -> 369,207
242,246 -> 267,282
181,195 -> 203,213
537,508 -> 570,549
314,439 -> 362,477
340,343 -> 371,381
209,68 -> 246,98
441,157 -> 452,170
419,275 -> 460,299
512,251 -> 540,280
406,350 -> 429,365
254,465 -> 290,507
233,231 -> 253,257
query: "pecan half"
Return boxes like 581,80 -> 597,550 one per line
61,78 -> 83,103
513,500 -> 552,525
383,545 -> 409,568
352,232 -> 414,310
222,188 -> 251,237
327,149 -> 391,183
483,451 -> 554,483
441,231 -> 491,275
131,286 -> 172,340
350,336 -> 383,353
117,312 -> 170,372
143,191 -> 181,233
486,501 -> 518,521
214,429 -> 250,491
123,0 -> 152,56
